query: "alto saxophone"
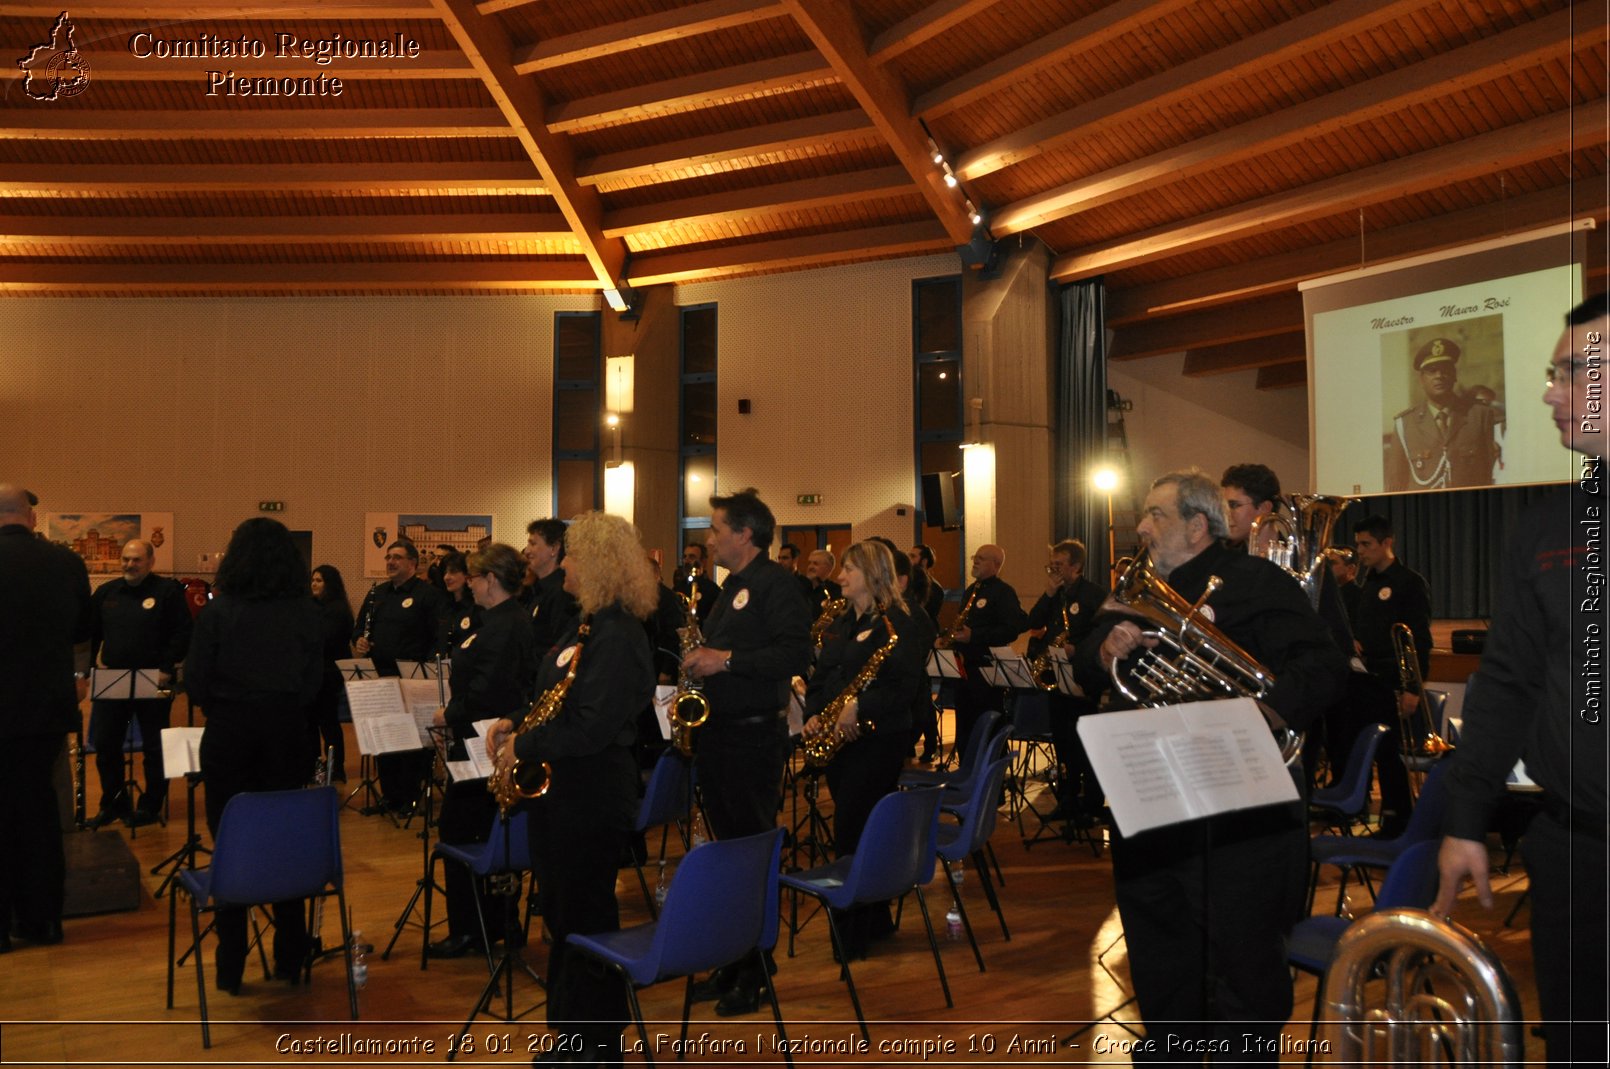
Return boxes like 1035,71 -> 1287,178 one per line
1030,602 -> 1072,692
802,613 -> 899,768
668,569 -> 710,757
935,586 -> 977,649
810,596 -> 847,651
488,621 -> 590,816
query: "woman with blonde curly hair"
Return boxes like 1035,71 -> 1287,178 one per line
486,512 -> 655,1065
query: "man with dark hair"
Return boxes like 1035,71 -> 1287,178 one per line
776,541 -> 812,601
352,538 -> 446,814
0,484 -> 92,950
1349,513 -> 1428,836
1075,468 -> 1346,1059
680,487 -> 810,1015
1384,336 -> 1502,491
523,518 -> 578,656
1025,538 -> 1108,821
673,541 -> 719,625
86,538 -> 192,827
1219,463 -> 1282,553
1434,292 -> 1607,1066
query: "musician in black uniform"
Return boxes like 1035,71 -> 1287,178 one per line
309,564 -> 354,781
680,488 -> 811,1014
87,538 -> 192,826
803,549 -> 842,617
806,540 -> 932,959
427,544 -> 535,959
438,551 -> 482,650
523,518 -> 579,656
672,542 -> 719,626
948,543 -> 1028,757
187,518 -> 324,993
352,539 -> 447,814
1025,539 -> 1108,821
1075,469 -> 1346,1061
906,544 -> 945,762
487,512 -> 657,1065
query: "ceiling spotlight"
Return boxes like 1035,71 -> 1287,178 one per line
970,209 -> 982,225
943,171 -> 958,189
927,138 -> 943,165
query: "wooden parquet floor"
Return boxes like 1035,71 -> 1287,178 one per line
1,720 -> 1544,1067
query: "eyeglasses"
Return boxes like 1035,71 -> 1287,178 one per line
467,572 -> 488,581
1545,358 -> 1593,387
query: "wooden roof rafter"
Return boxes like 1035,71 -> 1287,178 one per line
513,0 -> 791,74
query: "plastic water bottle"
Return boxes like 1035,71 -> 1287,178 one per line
350,930 -> 368,990
654,860 -> 668,909
949,859 -> 965,886
690,809 -> 708,849
944,906 -> 963,942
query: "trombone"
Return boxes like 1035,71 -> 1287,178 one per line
1391,622 -> 1452,794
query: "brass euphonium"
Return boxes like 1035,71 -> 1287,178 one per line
1107,550 -> 1302,767
1392,622 -> 1453,764
668,568 -> 711,757
810,596 -> 847,651
1248,493 -> 1356,608
488,621 -> 590,816
1030,602 -> 1072,692
802,612 -> 898,768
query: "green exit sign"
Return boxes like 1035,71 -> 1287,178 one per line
797,494 -> 823,505
258,501 -> 285,512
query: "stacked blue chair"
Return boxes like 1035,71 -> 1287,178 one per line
899,709 -> 1001,792
1308,722 -> 1391,835
632,750 -> 694,918
1309,757 -> 1452,916
936,755 -> 1014,972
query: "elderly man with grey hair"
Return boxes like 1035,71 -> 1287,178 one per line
1074,468 -> 1347,1062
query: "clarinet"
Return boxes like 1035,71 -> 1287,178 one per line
357,581 -> 383,652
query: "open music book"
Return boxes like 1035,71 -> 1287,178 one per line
160,726 -> 205,777
1077,697 -> 1298,838
344,676 -> 440,754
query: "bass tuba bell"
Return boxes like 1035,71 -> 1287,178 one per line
1248,493 -> 1356,608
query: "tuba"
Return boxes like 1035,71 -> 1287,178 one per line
1107,550 -> 1302,766
1322,908 -> 1523,1065
802,613 -> 898,767
1248,493 -> 1356,608
668,568 -> 711,757
1030,602 -> 1072,692
1392,622 -> 1453,769
488,621 -> 589,815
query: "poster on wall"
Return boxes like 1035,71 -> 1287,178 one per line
363,513 -> 492,578
44,512 -> 176,577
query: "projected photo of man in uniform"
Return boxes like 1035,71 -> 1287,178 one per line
1382,318 -> 1505,492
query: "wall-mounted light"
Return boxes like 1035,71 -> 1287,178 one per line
959,396 -> 983,447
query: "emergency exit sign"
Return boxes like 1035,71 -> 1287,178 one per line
259,501 -> 285,512
797,494 -> 823,505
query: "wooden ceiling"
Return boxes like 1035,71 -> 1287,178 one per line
3,0 -> 1605,384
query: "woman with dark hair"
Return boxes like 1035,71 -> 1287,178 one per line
487,512 -> 657,1065
804,539 -> 932,961
426,543 -> 534,959
185,517 -> 323,995
309,563 -> 353,782
438,550 -> 481,650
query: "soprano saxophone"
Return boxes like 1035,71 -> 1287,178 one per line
802,612 -> 899,768
488,621 -> 589,816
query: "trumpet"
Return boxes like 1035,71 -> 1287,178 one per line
1392,622 -> 1452,766
802,613 -> 898,767
488,621 -> 589,815
935,586 -> 977,650
668,568 -> 711,757
810,596 -> 846,651
1107,550 -> 1302,767
1030,603 -> 1071,692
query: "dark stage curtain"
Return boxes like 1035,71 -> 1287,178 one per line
1055,279 -> 1110,584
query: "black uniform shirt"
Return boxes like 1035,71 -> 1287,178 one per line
528,567 -> 580,658
1026,575 -> 1108,659
186,593 -> 323,714
442,590 -> 482,652
0,524 -> 92,737
955,574 -> 1029,664
444,597 -> 535,732
807,602 -> 931,735
700,555 -> 812,719
353,575 -> 447,666
90,573 -> 192,674
1354,558 -> 1432,684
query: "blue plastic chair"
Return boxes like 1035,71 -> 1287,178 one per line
633,750 -> 694,918
168,786 -> 356,1048
936,755 -> 1014,972
423,807 -> 531,973
1309,757 -> 1452,916
1288,839 -> 1443,1065
566,828 -> 789,1068
1308,722 -> 1391,835
900,709 -> 1001,791
778,787 -> 950,1040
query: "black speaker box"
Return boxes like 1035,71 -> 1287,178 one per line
1451,629 -> 1487,654
921,471 -> 960,530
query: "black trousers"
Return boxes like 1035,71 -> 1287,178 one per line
377,748 -> 432,809
694,715 -> 790,841
1048,694 -> 1102,812
823,729 -> 906,857
0,734 -> 67,935
910,689 -> 939,758
91,697 -> 173,809
953,672 -> 1002,766
436,779 -> 504,942
1112,801 -> 1308,1065
1324,672 -> 1413,824
1522,810 -> 1608,1066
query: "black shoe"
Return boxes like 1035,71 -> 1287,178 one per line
16,919 -> 63,946
690,962 -> 738,1002
86,808 -> 128,830
917,751 -> 937,764
426,933 -> 482,959
215,973 -> 242,997
713,984 -> 761,1017
129,808 -> 160,827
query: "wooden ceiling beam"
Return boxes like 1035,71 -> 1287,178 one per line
576,110 -> 875,186
868,0 -> 1004,65
430,0 -> 626,295
1256,364 -> 1307,391
1052,103 -> 1603,281
0,213 -> 571,244
1106,183 -> 1609,325
784,0 -> 973,245
9,1 -> 433,16
992,3 -> 1593,235
1182,332 -> 1306,377
626,221 -> 949,286
74,51 -> 475,80
5,108 -> 515,140
514,0 -> 789,73
0,260 -> 599,292
914,0 -> 1194,121
955,0 -> 1424,181
601,166 -> 914,237
1108,293 -> 1303,361
545,52 -> 835,133
0,162 -> 545,193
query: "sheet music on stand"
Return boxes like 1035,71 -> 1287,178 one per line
335,658 -> 380,681
344,676 -> 441,755
440,719 -> 501,783
983,648 -> 1036,691
925,649 -> 962,680
1076,697 -> 1298,838
91,667 -> 166,700
1051,654 -> 1085,699
160,726 -> 205,776
396,659 -> 451,681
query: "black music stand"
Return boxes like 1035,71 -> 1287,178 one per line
925,650 -> 962,769
151,772 -> 209,899
785,741 -> 835,873
89,667 -> 169,836
381,725 -> 449,960
336,659 -> 388,815
447,807 -> 545,1061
